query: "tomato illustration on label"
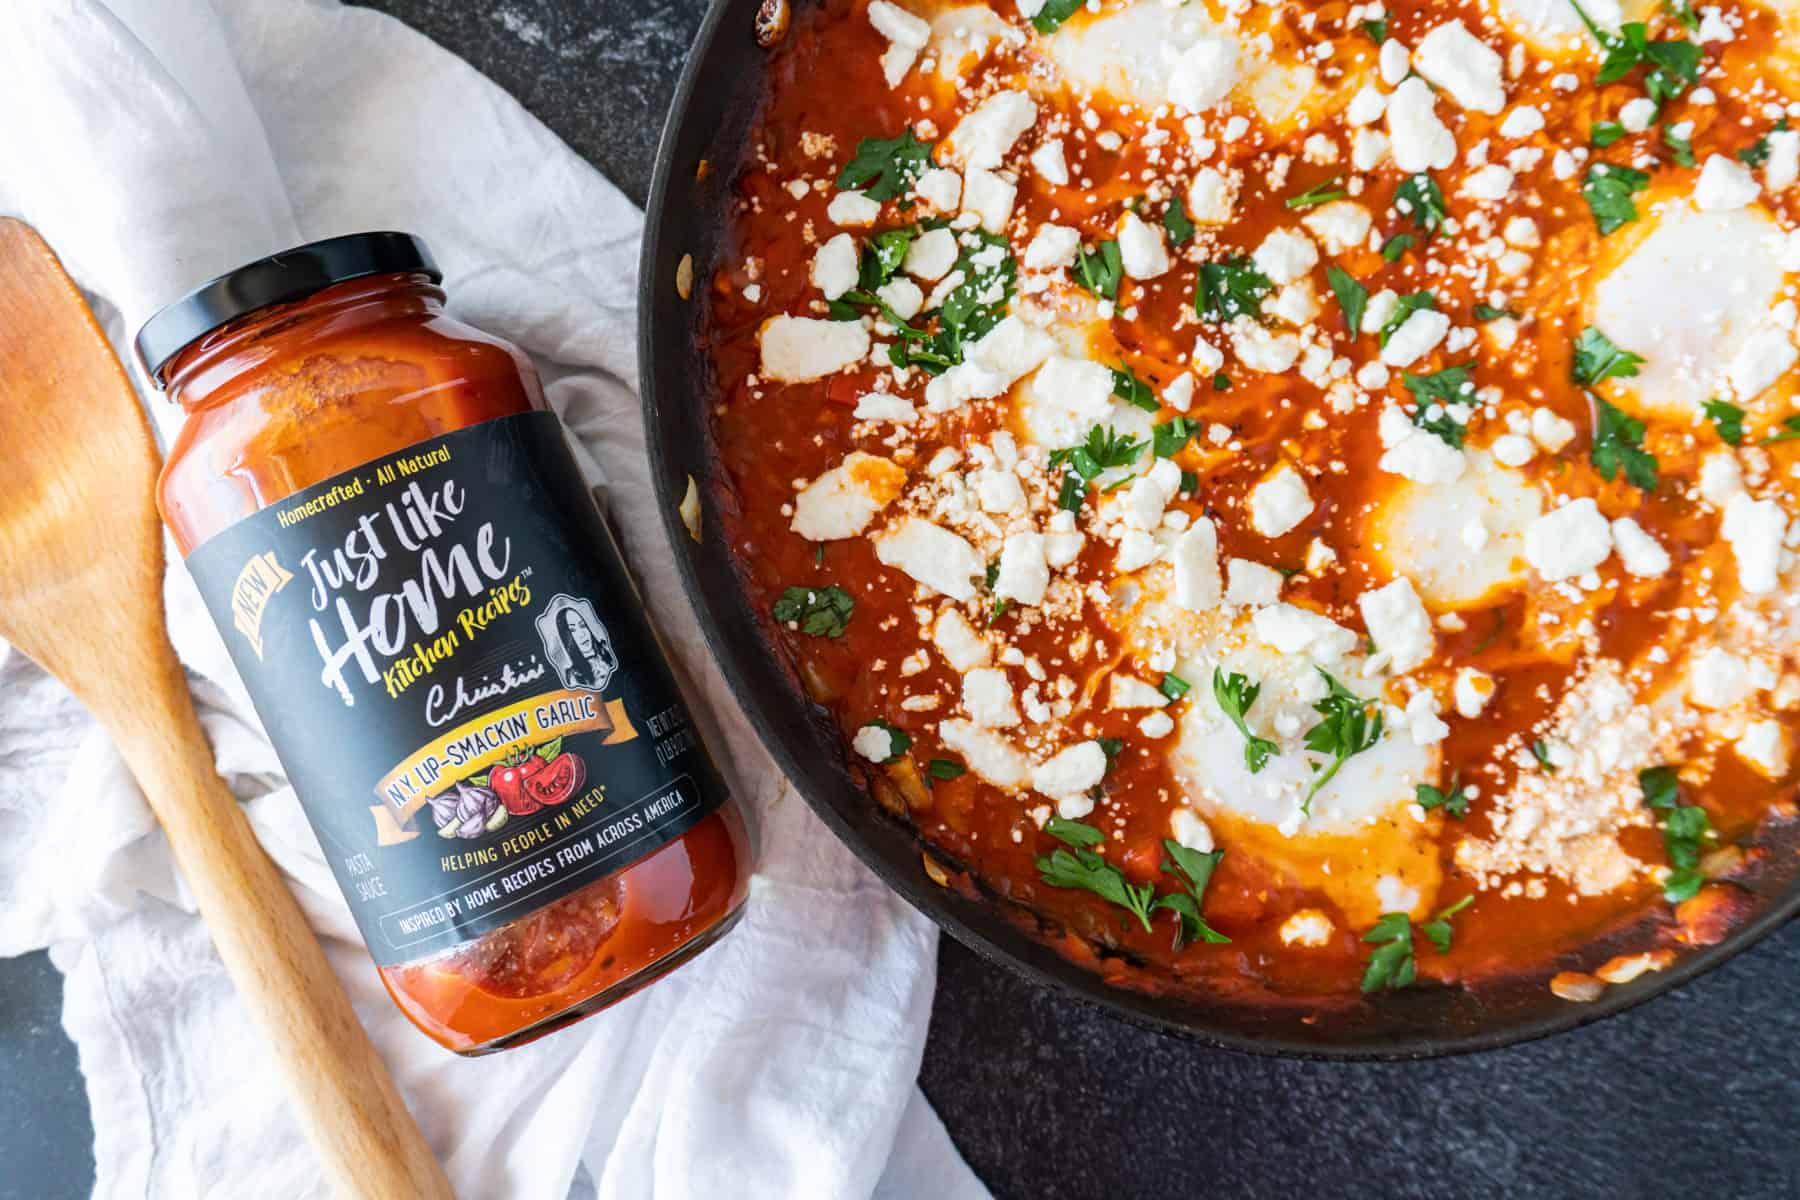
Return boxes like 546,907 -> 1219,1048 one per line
525,751 -> 586,807
490,749 -> 548,816
478,737 -> 585,816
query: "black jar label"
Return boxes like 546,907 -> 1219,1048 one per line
186,411 -> 726,965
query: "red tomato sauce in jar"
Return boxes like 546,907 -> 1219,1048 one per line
143,233 -> 752,1053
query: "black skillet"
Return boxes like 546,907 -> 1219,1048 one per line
636,0 -> 1800,1058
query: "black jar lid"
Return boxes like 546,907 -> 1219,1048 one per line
134,231 -> 440,386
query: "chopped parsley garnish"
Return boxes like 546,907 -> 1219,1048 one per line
1074,240 -> 1124,301
1361,913 -> 1417,993
1641,765 -> 1710,902
1159,672 -> 1191,701
1112,361 -> 1158,412
836,130 -> 932,203
1362,897 -> 1473,992
1036,817 -> 1156,931
983,561 -> 1000,591
1662,123 -> 1696,168
1763,415 -> 1800,445
1739,117 -> 1790,166
1302,669 -> 1383,815
830,229 -> 925,330
1179,469 -> 1200,494
1361,17 -> 1388,43
1212,370 -> 1232,391
1154,840 -> 1231,947
1530,739 -> 1556,772
1212,668 -> 1280,773
1153,416 -> 1199,458
1029,0 -> 1085,35
1582,161 -> 1651,236
1664,0 -> 1700,36
1393,172 -> 1448,234
1381,233 -> 1416,262
1163,196 -> 1196,246
987,598 -> 1011,628
864,719 -> 911,764
1286,175 -> 1347,210
1195,254 -> 1273,322
1420,895 -> 1475,954
1379,290 -> 1436,348
1056,471 -> 1086,513
1473,303 -> 1518,322
1590,395 -> 1659,490
1326,264 -> 1368,335
1591,121 -> 1627,149
926,758 -> 966,781
1416,775 -> 1470,818
888,230 -> 1017,373
771,585 -> 854,638
1400,364 -> 1474,448
1703,397 -> 1746,445
1571,325 -> 1646,387
1050,424 -> 1145,480
1571,2 -> 1703,104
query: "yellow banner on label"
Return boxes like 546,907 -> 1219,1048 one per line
228,552 -> 293,659
374,688 -> 627,836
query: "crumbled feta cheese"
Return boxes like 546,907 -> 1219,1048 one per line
1031,740 -> 1107,799
995,531 -> 1051,607
811,233 -> 860,300
875,278 -> 924,321
1610,517 -> 1672,578
1619,96 -> 1657,133
1226,558 -> 1285,607
1345,84 -> 1387,126
1023,223 -> 1080,271
1170,808 -> 1214,853
1117,211 -> 1171,279
933,609 -> 990,671
1379,38 -> 1411,86
1280,909 -> 1334,947
874,517 -> 984,600
961,167 -> 1017,234
1491,434 -> 1535,467
914,168 -> 962,212
1360,576 -> 1435,672
1251,227 -> 1319,285
1694,154 -> 1759,211
1352,128 -> 1390,171
963,667 -> 1021,728
903,227 -> 960,281
868,0 -> 929,84
1171,519 -> 1223,610
1230,318 -> 1302,373
1300,200 -> 1372,254
1698,451 -> 1744,508
759,315 -> 871,381
1386,77 -> 1457,173
827,191 -> 882,226
1253,603 -> 1359,659
1186,167 -> 1235,223
853,392 -> 915,423
853,723 -> 898,762
1139,709 -> 1176,740
1498,105 -> 1544,138
1167,36 -> 1240,113
792,452 -> 906,541
1530,407 -> 1577,452
1688,645 -> 1751,710
1379,308 -> 1451,367
1722,492 -> 1787,594
1453,668 -> 1496,718
1377,402 -> 1467,483
1727,327 -> 1797,401
1109,675 -> 1170,710
1249,465 -> 1314,537
1163,372 -> 1196,412
1765,130 -> 1800,192
1737,719 -> 1791,778
938,718 -> 1029,789
1405,688 -> 1449,745
1030,137 -> 1070,186
1412,20 -> 1506,114
944,90 -> 1038,170
1461,164 -> 1515,202
1524,498 -> 1612,581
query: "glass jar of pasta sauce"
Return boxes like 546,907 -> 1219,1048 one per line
138,232 -> 752,1054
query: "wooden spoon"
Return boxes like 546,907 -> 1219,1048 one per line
0,218 -> 454,1200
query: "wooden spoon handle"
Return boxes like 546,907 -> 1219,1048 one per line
114,671 -> 455,1200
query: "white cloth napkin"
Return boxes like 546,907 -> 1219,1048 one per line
0,3 -> 989,1198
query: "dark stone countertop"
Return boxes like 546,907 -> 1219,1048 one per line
5,3 -> 1800,1197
